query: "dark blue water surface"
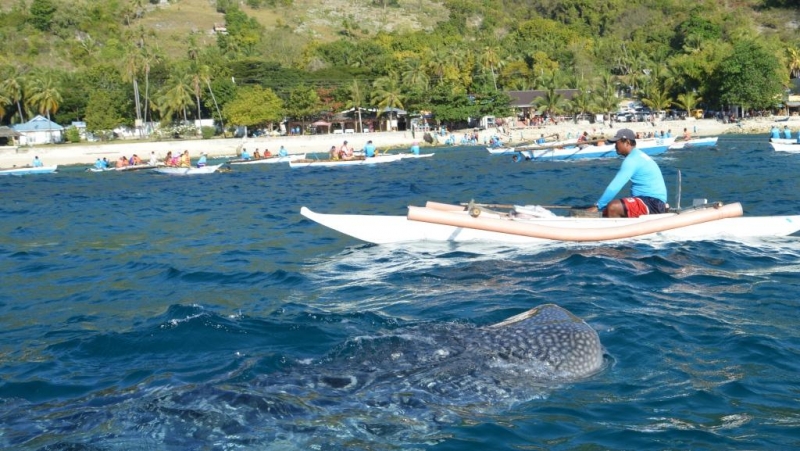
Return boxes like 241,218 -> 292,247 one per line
2,135 -> 800,450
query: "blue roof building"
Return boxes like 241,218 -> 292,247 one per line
12,115 -> 64,145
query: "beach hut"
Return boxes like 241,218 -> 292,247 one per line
0,126 -> 21,147
13,115 -> 64,145
311,120 -> 332,134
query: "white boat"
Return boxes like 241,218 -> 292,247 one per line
153,164 -> 224,175
518,137 -> 676,161
769,138 -> 796,145
0,165 -> 58,176
487,139 -> 578,155
668,136 -> 719,150
87,164 -> 160,172
228,154 -> 305,165
289,154 -> 404,168
300,202 -> 800,245
400,153 -> 435,159
770,142 -> 800,152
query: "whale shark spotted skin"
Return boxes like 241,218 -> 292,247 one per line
4,304 -> 605,450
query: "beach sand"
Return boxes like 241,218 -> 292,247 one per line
0,117 -> 787,169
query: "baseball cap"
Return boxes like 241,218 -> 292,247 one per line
607,128 -> 636,142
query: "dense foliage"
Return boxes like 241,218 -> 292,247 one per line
0,0 -> 798,137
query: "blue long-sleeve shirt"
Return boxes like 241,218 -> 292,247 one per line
596,148 -> 667,210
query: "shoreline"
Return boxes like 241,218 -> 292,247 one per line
0,117 -> 787,169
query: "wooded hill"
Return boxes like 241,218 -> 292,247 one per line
1,0 -> 799,137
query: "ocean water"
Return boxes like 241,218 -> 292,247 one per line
1,134 -> 800,450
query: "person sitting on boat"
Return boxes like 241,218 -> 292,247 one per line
116,156 -> 129,168
253,149 -> 261,159
329,146 -> 338,160
577,131 -> 589,143
279,146 -> 288,157
783,126 -> 792,139
339,141 -> 353,160
264,149 -> 272,157
131,154 -> 142,165
164,151 -> 174,166
770,125 -> 781,140
179,150 -> 191,168
241,148 -> 251,160
148,152 -> 158,166
682,128 -> 691,141
536,134 -> 546,145
410,141 -> 420,155
197,152 -> 207,168
94,158 -> 104,170
586,128 -> 667,218
33,156 -> 43,167
363,140 -> 376,157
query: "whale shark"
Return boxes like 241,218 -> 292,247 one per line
2,304 -> 605,450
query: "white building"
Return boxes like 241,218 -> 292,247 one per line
13,115 -> 64,145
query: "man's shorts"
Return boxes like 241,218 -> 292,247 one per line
621,196 -> 667,218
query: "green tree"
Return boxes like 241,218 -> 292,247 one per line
285,85 -> 320,131
29,0 -> 56,32
223,85 -> 283,129
372,73 -> 405,131
26,73 -> 62,120
345,79 -> 367,133
673,91 -> 702,118
85,90 -> 123,138
155,73 -> 194,123
1,66 -> 27,123
714,40 -> 785,112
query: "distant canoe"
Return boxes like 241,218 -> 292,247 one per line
668,136 -> 719,150
517,137 -> 676,161
153,164 -> 224,175
87,164 -> 160,172
0,165 -> 58,176
228,154 -> 305,165
289,154 -> 404,168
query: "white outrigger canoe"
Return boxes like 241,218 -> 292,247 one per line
228,154 -> 305,165
668,136 -> 719,150
0,165 -> 58,176
515,137 -> 676,161
289,154 -> 404,168
769,138 -> 796,145
487,138 -> 578,155
87,164 -> 160,172
769,141 -> 800,152
301,201 -> 800,245
153,164 -> 224,175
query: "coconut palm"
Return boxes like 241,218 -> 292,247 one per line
26,73 -> 63,143
372,73 -> 405,131
156,72 -> 195,123
787,47 -> 800,79
401,58 -> 429,91
1,66 -> 26,123
345,79 -> 366,133
121,44 -> 144,135
0,86 -> 11,120
478,46 -> 503,90
593,73 -> 620,122
674,91 -> 702,118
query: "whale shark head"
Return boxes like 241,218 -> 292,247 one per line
479,303 -> 605,378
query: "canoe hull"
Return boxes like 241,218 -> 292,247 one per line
290,154 -> 404,168
228,155 -> 305,165
0,165 -> 58,175
668,137 -> 719,150
153,164 -> 223,175
770,142 -> 800,152
518,137 -> 675,161
301,206 -> 800,245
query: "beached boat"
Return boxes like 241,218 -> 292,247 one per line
300,201 -> 800,245
770,142 -> 800,152
668,136 -> 719,150
0,165 -> 58,176
517,137 -> 676,161
153,164 -> 224,175
289,154 -> 404,168
87,164 -> 160,173
228,154 -> 305,165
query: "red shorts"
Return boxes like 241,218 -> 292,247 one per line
621,197 -> 648,218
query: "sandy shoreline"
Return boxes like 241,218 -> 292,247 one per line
0,117 -> 788,169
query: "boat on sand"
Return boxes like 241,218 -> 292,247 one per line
301,201 -> 800,245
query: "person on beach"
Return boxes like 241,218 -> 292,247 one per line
279,146 -> 288,157
363,140 -> 376,157
33,156 -> 43,167
410,141 -> 420,155
585,128 -> 667,218
197,152 -> 207,168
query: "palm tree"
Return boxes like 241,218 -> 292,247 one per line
593,73 -> 620,123
478,46 -> 502,91
121,44 -> 143,136
372,73 -> 405,131
1,66 -> 27,123
787,47 -> 800,79
0,85 -> 11,121
345,79 -> 366,133
401,58 -> 429,91
674,91 -> 702,118
26,73 -> 63,143
156,72 -> 194,123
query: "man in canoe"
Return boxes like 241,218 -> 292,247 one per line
586,128 -> 667,218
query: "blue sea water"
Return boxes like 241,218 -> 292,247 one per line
1,135 -> 800,450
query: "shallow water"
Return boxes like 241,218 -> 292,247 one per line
1,134 -> 800,450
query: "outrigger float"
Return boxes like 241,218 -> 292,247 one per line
300,201 -> 800,245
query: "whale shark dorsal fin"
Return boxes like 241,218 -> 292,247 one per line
486,304 -> 576,329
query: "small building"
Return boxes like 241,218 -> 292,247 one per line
0,126 -> 21,146
13,115 -> 64,145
